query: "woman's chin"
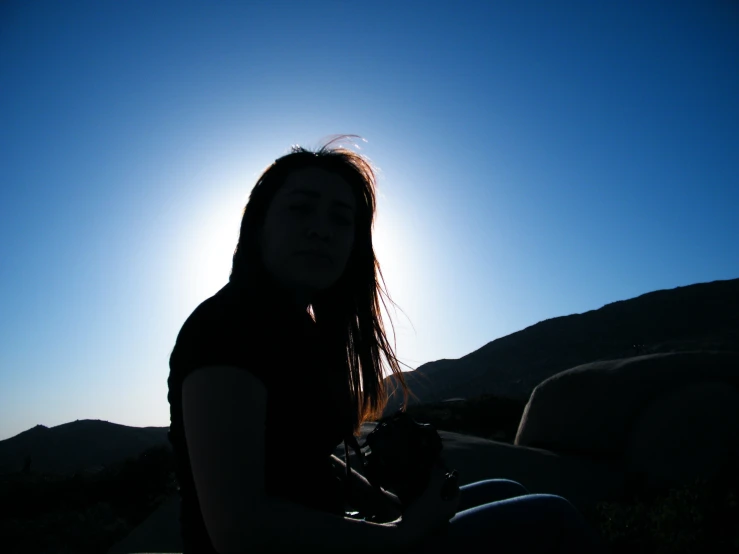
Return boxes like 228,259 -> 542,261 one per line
288,274 -> 338,294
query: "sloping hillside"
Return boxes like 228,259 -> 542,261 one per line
0,420 -> 169,476
383,278 -> 739,414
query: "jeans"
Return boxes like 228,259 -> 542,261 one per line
410,479 -> 610,554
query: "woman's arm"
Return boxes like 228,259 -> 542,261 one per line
330,454 -> 403,521
183,367 -> 413,553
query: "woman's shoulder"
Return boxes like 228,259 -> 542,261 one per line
169,283 -> 272,377
173,283 -> 263,350
190,282 -> 236,320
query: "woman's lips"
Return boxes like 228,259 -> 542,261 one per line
295,251 -> 332,262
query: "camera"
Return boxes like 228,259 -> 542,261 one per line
358,409 -> 459,509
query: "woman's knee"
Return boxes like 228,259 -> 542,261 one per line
526,493 -> 581,518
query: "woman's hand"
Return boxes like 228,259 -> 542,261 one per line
349,468 -> 403,522
397,457 -> 461,545
363,487 -> 403,523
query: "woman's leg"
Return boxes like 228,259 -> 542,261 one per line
414,493 -> 609,554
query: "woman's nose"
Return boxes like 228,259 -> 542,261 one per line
306,214 -> 334,239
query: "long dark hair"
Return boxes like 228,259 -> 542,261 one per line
230,136 -> 417,434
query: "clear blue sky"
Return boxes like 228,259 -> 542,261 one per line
1,1 -> 737,441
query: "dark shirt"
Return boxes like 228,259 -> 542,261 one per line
168,280 -> 355,553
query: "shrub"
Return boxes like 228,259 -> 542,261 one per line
405,393 -> 527,442
0,444 -> 176,554
586,473 -> 739,553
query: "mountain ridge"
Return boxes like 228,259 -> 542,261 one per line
0,419 -> 169,476
383,277 -> 739,414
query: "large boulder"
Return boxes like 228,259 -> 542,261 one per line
515,351 -> 739,488
623,380 -> 739,490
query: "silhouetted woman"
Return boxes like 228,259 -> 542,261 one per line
167,137 -> 608,553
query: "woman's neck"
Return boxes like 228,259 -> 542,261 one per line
232,271 -> 315,319
268,279 -> 314,318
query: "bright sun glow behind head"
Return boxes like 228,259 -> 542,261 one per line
172,175 -> 250,313
190,204 -> 242,301
166,145 -> 428,378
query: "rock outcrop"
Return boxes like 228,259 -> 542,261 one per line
515,351 -> 739,491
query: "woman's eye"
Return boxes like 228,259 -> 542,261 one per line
289,204 -> 352,227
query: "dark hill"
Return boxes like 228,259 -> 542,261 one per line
0,419 -> 169,476
383,278 -> 739,414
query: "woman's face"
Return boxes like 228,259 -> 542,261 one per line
259,166 -> 358,303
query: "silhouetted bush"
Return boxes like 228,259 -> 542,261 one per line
583,468 -> 739,554
405,393 -> 527,442
0,444 -> 177,554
